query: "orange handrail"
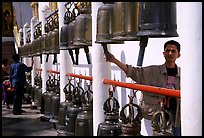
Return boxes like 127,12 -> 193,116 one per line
66,73 -> 93,81
47,70 -> 60,74
103,79 -> 180,98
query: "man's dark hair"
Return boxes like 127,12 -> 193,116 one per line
12,54 -> 20,62
2,58 -> 9,65
164,40 -> 180,53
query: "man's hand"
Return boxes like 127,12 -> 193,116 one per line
104,52 -> 116,63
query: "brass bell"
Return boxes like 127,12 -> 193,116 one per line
73,6 -> 92,47
112,2 -> 140,41
30,39 -> 36,56
41,33 -> 47,54
67,21 -> 75,50
67,21 -> 76,64
60,25 -> 68,50
137,2 -> 179,37
45,31 -> 52,54
151,102 -> 174,136
35,36 -> 42,56
119,91 -> 143,136
95,3 -> 124,44
50,28 -> 60,54
23,43 -> 29,57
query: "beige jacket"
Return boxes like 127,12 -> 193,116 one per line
126,63 -> 180,120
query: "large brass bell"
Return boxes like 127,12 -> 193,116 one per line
65,81 -> 83,136
36,36 -> 42,56
41,33 -> 47,54
151,102 -> 174,136
60,25 -> 68,50
50,28 -> 60,54
57,78 -> 75,136
112,2 -> 140,41
33,26 -> 42,56
42,22 -> 49,54
23,43 -> 29,57
97,88 -> 122,136
137,2 -> 178,37
73,6 -> 92,47
75,83 -> 93,136
119,91 -> 143,136
95,3 -> 124,44
50,93 -> 60,129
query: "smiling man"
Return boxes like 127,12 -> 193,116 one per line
105,40 -> 181,136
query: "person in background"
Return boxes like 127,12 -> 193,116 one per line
2,58 -> 11,109
10,54 -> 33,115
105,40 -> 181,136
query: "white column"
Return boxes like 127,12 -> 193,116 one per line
40,5 -> 52,94
179,2 -> 202,136
92,2 -> 111,136
30,16 -> 38,86
58,2 -> 73,102
23,23 -> 31,65
18,28 -> 23,53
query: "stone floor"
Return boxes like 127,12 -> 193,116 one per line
2,104 -> 58,136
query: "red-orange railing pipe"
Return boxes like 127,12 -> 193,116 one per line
47,70 -> 60,74
66,73 -> 93,81
103,79 -> 180,98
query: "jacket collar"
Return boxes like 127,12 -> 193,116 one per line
161,63 -> 180,77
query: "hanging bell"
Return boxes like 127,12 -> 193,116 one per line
137,2 -> 178,37
67,21 -> 75,49
23,43 -> 29,57
151,102 -> 174,136
57,78 -> 75,136
73,6 -> 92,47
41,33 -> 47,54
60,25 -> 68,50
112,2 -> 140,41
50,93 -> 60,129
97,88 -> 122,136
36,36 -> 42,56
50,28 -> 60,54
42,22 -> 50,54
44,24 -> 52,54
65,81 -> 84,136
75,83 -> 93,136
95,3 -> 124,44
119,92 -> 143,136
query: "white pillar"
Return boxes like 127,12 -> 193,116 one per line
40,5 -> 52,93
92,2 -> 111,136
30,16 -> 38,86
179,2 -> 202,136
58,2 -> 73,102
18,28 -> 23,53
23,23 -> 31,65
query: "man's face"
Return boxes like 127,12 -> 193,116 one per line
163,44 -> 180,62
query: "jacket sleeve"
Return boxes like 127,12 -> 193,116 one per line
125,64 -> 155,85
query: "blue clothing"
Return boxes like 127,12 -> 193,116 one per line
10,62 -> 32,88
9,61 -> 32,114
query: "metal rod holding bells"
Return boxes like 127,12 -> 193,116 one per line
137,36 -> 148,66
75,48 -> 79,65
68,49 -> 75,64
102,43 -> 111,61
84,47 -> 91,64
